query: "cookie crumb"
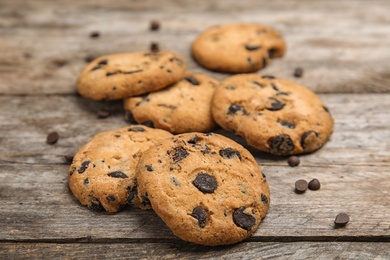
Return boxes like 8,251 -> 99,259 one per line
294,179 -> 308,194
150,20 -> 160,31
293,67 -> 304,78
334,213 -> 349,227
90,31 -> 100,38
288,156 -> 300,167
46,132 -> 59,144
97,109 -> 110,119
308,178 -> 321,190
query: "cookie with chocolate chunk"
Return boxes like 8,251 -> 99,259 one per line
77,51 -> 186,101
191,23 -> 286,73
136,132 -> 270,246
124,73 -> 218,134
68,125 -> 172,212
212,74 -> 334,155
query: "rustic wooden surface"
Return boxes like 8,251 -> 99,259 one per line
1,0 -> 390,259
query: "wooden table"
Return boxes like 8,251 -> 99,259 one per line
1,0 -> 389,258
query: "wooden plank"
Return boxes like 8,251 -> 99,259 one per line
1,0 -> 390,94
0,94 -> 389,166
1,242 -> 389,259
1,163 -> 389,241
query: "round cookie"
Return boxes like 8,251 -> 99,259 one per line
68,125 -> 173,212
191,23 -> 286,73
77,51 -> 186,101
136,132 -> 270,246
124,73 -> 218,134
212,74 -> 334,155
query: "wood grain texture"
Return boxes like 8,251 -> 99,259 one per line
1,0 -> 390,94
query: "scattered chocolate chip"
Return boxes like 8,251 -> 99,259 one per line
219,148 -> 242,161
233,206 -> 256,231
46,131 -> 59,144
188,135 -> 199,144
172,146 -> 189,163
146,165 -> 154,172
83,178 -> 89,185
270,134 -> 294,155
90,198 -> 104,211
78,161 -> 91,173
334,213 -> 349,227
190,206 -> 207,228
142,121 -> 154,128
150,42 -> 159,52
252,81 -> 264,88
108,171 -> 128,178
300,130 -> 319,149
90,31 -> 100,38
64,153 -> 74,163
125,110 -> 137,124
97,109 -> 110,119
106,195 -> 116,202
150,20 -> 160,31
262,75 -> 275,79
293,67 -> 304,78
261,194 -> 269,204
193,173 -> 217,193
129,126 -> 145,132
308,178 -> 321,190
288,156 -> 300,167
280,121 -> 295,129
227,104 -> 244,115
295,179 -> 308,193
184,76 -> 200,86
267,98 -> 285,111
245,44 -> 261,51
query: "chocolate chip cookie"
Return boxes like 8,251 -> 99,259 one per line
124,73 -> 218,134
136,132 -> 270,245
212,74 -> 334,155
68,125 -> 173,212
192,23 -> 286,73
77,51 -> 186,101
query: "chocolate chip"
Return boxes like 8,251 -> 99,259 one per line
280,121 -> 295,129
129,126 -> 145,132
252,81 -> 264,88
78,161 -> 91,174
106,195 -> 116,202
83,178 -> 89,185
127,186 -> 138,205
125,110 -> 137,124
172,146 -> 189,163
141,193 -> 151,206
334,213 -> 349,227
201,145 -> 210,154
245,44 -> 261,51
170,176 -> 180,187
293,67 -> 304,78
188,135 -> 199,144
308,178 -> 321,190
190,206 -> 207,228
262,75 -> 275,79
193,173 -> 217,193
52,59 -> 67,67
300,130 -> 319,149
97,109 -> 110,119
288,156 -> 300,167
269,134 -> 294,155
271,83 -> 279,91
90,31 -> 100,38
219,148 -> 242,161
150,42 -> 159,52
84,55 -> 96,63
90,198 -> 104,211
227,104 -> 245,115
46,132 -> 59,144
98,59 -> 108,65
323,106 -> 331,114
142,121 -> 154,128
150,20 -> 160,31
184,76 -> 200,86
108,171 -> 128,178
146,165 -> 154,172
91,65 -> 103,71
295,179 -> 308,193
233,206 -> 256,231
267,98 -> 285,111
268,49 -> 277,58
64,153 -> 74,163
261,194 -> 269,204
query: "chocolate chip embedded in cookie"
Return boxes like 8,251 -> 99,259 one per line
77,51 -> 186,101
191,23 -> 286,73
124,73 -> 218,134
211,74 -> 334,155
135,132 -> 270,246
68,125 -> 172,212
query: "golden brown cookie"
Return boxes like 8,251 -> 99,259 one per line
77,51 -> 186,101
68,125 -> 173,212
136,132 -> 270,246
124,73 -> 218,134
212,74 -> 334,155
192,23 -> 286,73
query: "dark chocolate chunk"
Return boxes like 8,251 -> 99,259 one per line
64,153 -> 74,164
190,206 -> 207,228
98,59 -> 108,65
90,31 -> 100,38
97,109 -> 110,119
227,104 -> 245,115
192,173 -> 217,193
233,206 -> 256,231
145,165 -> 154,172
293,67 -> 304,78
78,161 -> 91,174
106,72 -> 117,76
172,146 -> 189,163
269,134 -> 294,155
83,178 -> 89,185
142,121 -> 154,128
125,110 -> 137,124
129,126 -> 145,132
295,179 -> 308,193
150,42 -> 159,52
280,121 -> 295,129
188,135 -> 199,144
334,213 -> 349,227
245,44 -> 261,51
184,76 -> 200,86
300,130 -> 319,149
252,81 -> 264,88
261,194 -> 269,204
219,148 -> 242,161
308,178 -> 321,190
127,186 -> 138,205
262,75 -> 275,79
287,156 -> 300,167
106,195 -> 116,202
90,197 -> 104,211
150,20 -> 160,31
267,98 -> 285,111
46,131 -> 59,144
108,171 -> 128,178
115,134 -> 121,138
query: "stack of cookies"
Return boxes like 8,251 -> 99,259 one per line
69,22 -> 334,246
